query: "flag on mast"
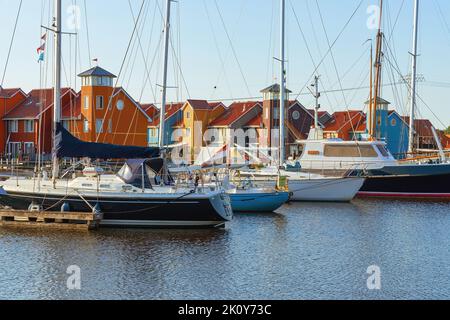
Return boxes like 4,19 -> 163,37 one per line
37,32 -> 47,62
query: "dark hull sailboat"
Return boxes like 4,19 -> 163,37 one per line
351,164 -> 450,199
0,125 -> 233,228
0,188 -> 231,228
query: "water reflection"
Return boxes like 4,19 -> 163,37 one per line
1,199 -> 450,299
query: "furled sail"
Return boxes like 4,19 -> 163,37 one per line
54,123 -> 160,159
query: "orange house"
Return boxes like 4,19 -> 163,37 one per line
76,66 -> 152,147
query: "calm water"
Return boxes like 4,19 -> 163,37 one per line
1,199 -> 450,300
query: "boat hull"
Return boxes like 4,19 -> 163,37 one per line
0,190 -> 232,228
288,177 -> 365,202
229,191 -> 290,212
357,172 -> 450,200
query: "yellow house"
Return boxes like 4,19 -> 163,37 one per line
180,100 -> 226,162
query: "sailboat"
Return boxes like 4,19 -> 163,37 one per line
293,0 -> 450,199
0,0 -> 233,227
237,0 -> 366,202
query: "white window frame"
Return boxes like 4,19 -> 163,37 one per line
83,120 -> 89,133
24,120 -> 34,133
96,119 -> 104,134
8,120 -> 18,133
96,96 -> 104,110
8,142 -> 21,157
84,96 -> 89,110
24,142 -> 34,155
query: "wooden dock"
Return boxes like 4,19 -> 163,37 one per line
0,209 -> 103,231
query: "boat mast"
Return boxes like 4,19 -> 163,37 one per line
313,75 -> 320,129
52,0 -> 62,180
368,42 -> 374,138
279,0 -> 286,166
158,0 -> 172,148
372,0 -> 383,141
408,0 -> 419,155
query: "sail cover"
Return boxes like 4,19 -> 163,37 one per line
54,123 -> 160,159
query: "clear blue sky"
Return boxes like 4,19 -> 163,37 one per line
1,0 -> 449,128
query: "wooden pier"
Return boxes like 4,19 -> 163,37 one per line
0,209 -> 103,231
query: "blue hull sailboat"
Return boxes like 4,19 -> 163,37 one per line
227,188 -> 290,213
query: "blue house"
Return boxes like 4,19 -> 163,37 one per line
386,110 -> 409,159
147,102 -> 184,146
365,97 -> 389,140
365,97 -> 410,159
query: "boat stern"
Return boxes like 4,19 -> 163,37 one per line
209,191 -> 233,223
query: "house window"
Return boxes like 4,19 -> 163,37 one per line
391,118 -> 397,127
62,120 -> 70,130
186,128 -> 191,137
8,142 -> 21,158
24,142 -> 34,155
96,96 -> 104,109
186,112 -> 191,119
84,96 -> 89,109
8,120 -> 18,133
24,120 -> 34,133
96,119 -> 104,133
83,120 -> 89,133
273,107 -> 280,120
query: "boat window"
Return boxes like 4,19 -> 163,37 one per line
376,145 -> 390,157
100,184 -> 111,189
81,184 -> 93,187
324,145 -> 379,158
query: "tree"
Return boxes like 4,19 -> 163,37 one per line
445,126 -> 450,135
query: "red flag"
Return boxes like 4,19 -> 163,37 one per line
37,43 -> 45,53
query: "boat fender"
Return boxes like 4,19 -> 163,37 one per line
93,203 -> 102,215
61,202 -> 71,212
28,203 -> 43,212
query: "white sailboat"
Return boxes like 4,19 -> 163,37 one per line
0,0 -> 233,227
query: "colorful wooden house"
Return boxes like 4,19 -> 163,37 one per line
76,66 -> 152,147
147,102 -> 184,147
2,88 -> 77,159
0,87 -> 27,156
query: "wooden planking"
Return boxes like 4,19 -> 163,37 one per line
0,209 -> 103,230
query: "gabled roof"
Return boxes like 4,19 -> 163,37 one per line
110,87 -> 152,122
140,103 -> 159,119
148,102 -> 184,127
388,110 -> 410,127
402,117 -> 434,137
78,66 -> 117,78
209,101 -> 262,127
0,87 -> 26,98
260,83 -> 292,94
61,93 -> 81,120
323,111 -> 366,133
3,88 -> 74,120
365,96 -> 391,105
186,99 -> 213,110
244,112 -> 262,128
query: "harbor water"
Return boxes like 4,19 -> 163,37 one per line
0,199 -> 450,300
